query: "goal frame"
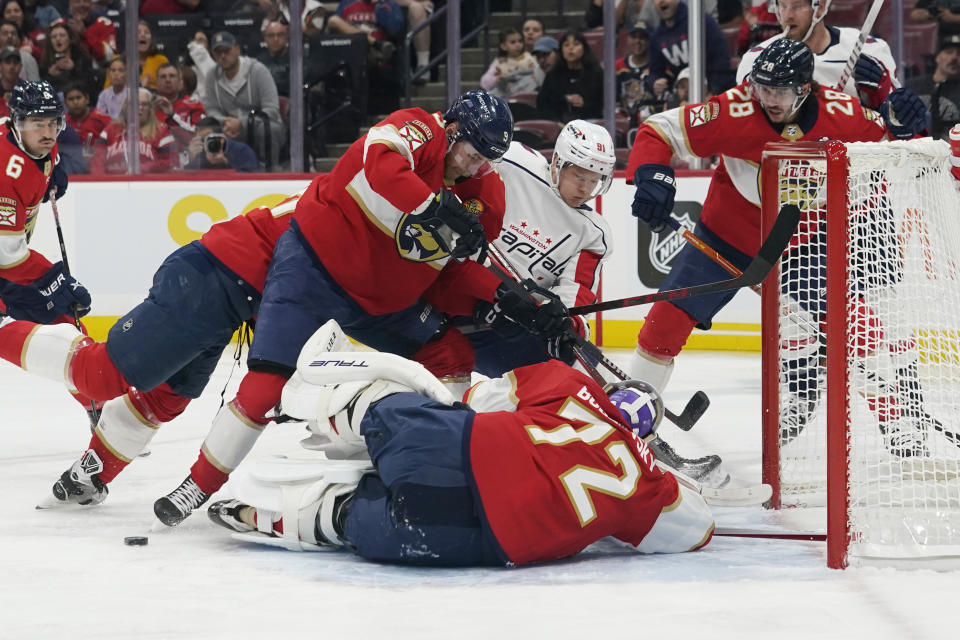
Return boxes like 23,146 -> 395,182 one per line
760,140 -> 850,569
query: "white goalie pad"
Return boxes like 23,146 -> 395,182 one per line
227,454 -> 371,551
295,350 -> 455,406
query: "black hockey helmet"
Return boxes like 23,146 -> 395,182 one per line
750,38 -> 814,92
444,89 -> 513,161
9,80 -> 65,123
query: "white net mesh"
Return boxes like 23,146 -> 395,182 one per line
772,139 -> 960,559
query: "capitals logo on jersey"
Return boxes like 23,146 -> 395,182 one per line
395,212 -> 450,262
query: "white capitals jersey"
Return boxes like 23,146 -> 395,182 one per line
737,26 -> 899,100
493,142 -> 612,308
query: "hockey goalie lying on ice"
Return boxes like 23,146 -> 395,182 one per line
205,320 -> 715,567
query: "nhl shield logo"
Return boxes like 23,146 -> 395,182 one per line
635,201 -> 702,288
649,212 -> 695,274
395,213 -> 450,262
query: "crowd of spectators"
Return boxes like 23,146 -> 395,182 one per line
0,0 -> 955,177
0,0 -> 459,175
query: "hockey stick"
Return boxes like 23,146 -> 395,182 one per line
713,527 -> 825,541
663,216 -> 759,295
835,0 -> 885,93
570,204 -> 801,316
50,196 -> 100,425
485,243 -> 710,431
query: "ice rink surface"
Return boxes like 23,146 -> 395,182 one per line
2,349 -> 958,639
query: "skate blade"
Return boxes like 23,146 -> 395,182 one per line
35,493 -> 94,510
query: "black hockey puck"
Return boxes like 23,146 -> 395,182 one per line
124,536 -> 148,546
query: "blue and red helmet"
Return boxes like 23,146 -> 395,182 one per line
444,89 -> 513,161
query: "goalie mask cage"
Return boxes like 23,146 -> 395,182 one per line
760,139 -> 960,569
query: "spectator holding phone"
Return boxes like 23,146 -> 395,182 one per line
40,21 -> 97,96
183,116 -> 259,172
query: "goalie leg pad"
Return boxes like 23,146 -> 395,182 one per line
228,456 -> 370,551
633,483 -> 715,553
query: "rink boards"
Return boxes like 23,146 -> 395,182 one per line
33,171 -> 760,349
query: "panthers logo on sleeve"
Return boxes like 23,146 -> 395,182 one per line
394,212 -> 450,263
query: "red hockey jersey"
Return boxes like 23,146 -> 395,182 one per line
626,83 -> 889,255
0,125 -> 58,284
199,192 -> 303,294
293,107 -> 504,314
465,360 -> 684,565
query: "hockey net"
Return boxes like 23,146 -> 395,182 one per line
760,139 -> 960,568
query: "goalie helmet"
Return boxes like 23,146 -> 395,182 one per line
772,0 -> 834,42
604,379 -> 664,439
550,120 -> 615,200
444,89 -> 514,161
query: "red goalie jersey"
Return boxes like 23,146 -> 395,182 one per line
465,360 -> 714,565
626,83 -> 890,256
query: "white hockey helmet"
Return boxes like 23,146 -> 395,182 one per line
550,120 -> 616,201
773,0 -> 833,42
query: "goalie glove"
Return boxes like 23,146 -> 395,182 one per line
880,87 -> 929,140
0,261 -> 90,323
415,190 -> 486,260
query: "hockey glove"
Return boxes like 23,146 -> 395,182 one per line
493,279 -> 570,338
416,190 -> 486,260
545,331 -> 577,363
43,162 -> 68,203
0,262 -> 91,324
631,164 -> 676,232
880,88 -> 930,140
853,53 -> 892,109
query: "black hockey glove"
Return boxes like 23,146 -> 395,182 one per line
545,331 -> 577,363
416,190 -> 486,260
43,162 -> 68,203
492,279 -> 570,338
880,87 -> 929,140
631,163 -> 676,232
0,262 -> 90,324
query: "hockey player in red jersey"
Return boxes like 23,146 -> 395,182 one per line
414,119 -> 616,396
0,81 -> 98,423
0,195 -> 300,508
206,320 -> 714,565
625,39 -> 929,478
148,90 -> 556,528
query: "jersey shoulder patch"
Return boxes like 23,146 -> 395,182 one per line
396,121 -> 431,152
688,102 -> 720,128
0,196 -> 15,227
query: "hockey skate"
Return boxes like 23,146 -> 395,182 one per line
38,449 -> 109,508
648,435 -> 729,488
153,476 -> 212,527
207,499 -> 257,533
208,492 -> 355,546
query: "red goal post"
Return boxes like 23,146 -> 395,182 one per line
760,139 -> 960,569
